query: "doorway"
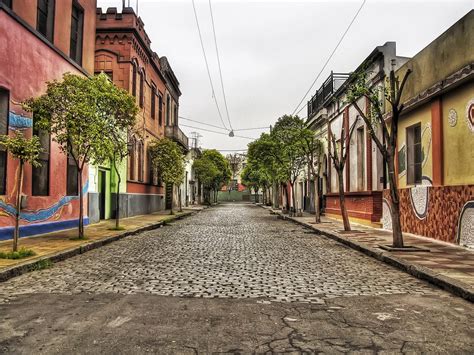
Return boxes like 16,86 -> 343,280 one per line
98,170 -> 106,220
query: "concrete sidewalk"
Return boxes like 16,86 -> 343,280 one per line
259,204 -> 474,302
0,206 -> 207,281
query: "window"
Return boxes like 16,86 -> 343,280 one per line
158,93 -> 163,126
356,126 -> 365,191
0,89 -> 9,195
131,62 -> 137,97
147,148 -> 155,184
37,0 -> 55,42
166,95 -> 170,125
128,136 -> 135,180
407,123 -> 422,185
66,154 -> 78,196
139,70 -> 144,108
137,141 -> 144,182
32,117 -> 50,196
70,1 -> 84,65
151,83 -> 156,119
0,0 -> 12,9
174,105 -> 178,126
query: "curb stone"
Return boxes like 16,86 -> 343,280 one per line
259,204 -> 474,303
0,210 -> 200,283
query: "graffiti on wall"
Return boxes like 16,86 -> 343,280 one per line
409,176 -> 432,220
381,198 -> 392,230
457,201 -> 474,248
467,99 -> 474,133
0,181 -> 89,223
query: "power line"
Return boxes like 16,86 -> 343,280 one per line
180,116 -> 268,133
180,124 -> 256,140
191,0 -> 229,131
233,126 -> 270,131
209,0 -> 233,131
179,116 -> 228,131
291,0 -> 366,116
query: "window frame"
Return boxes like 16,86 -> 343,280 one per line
69,0 -> 84,65
139,70 -> 144,108
158,93 -> 163,126
406,122 -> 422,185
131,60 -> 137,97
32,116 -> 51,196
151,82 -> 156,120
66,153 -> 79,196
36,0 -> 55,42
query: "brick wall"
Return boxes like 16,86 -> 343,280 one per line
326,191 -> 382,222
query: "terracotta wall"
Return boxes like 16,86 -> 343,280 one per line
383,185 -> 474,243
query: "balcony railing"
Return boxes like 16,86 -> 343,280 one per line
165,125 -> 189,150
307,72 -> 350,119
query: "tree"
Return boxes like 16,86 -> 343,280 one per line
193,150 -> 231,204
327,115 -> 359,231
271,115 -> 312,216
246,134 -> 281,208
193,157 -> 219,205
241,161 -> 266,203
347,68 -> 412,247
0,131 -> 42,252
25,73 -> 137,239
303,136 -> 324,223
149,137 -> 185,215
227,153 -> 244,182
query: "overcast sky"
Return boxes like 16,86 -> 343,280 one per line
97,0 -> 473,153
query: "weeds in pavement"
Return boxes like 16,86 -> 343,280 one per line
0,248 -> 36,259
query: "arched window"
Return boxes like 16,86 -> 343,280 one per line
137,140 -> 144,182
131,60 -> 137,97
128,136 -> 136,180
139,69 -> 145,108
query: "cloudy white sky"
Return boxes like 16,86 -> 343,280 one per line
97,0 -> 473,152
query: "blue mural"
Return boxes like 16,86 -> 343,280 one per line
0,180 -> 89,222
9,112 -> 33,129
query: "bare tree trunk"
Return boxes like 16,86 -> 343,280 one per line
337,170 -> 351,231
387,153 -> 403,247
78,168 -> 84,238
290,181 -> 297,217
314,177 -> 320,223
13,161 -> 24,252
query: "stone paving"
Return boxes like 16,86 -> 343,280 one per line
0,203 -> 436,304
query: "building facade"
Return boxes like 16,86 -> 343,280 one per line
0,0 -> 96,239
94,6 -> 177,220
383,11 -> 474,245
303,43 -> 409,226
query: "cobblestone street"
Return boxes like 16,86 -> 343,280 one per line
0,204 -> 473,353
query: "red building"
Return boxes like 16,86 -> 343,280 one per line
0,0 -> 96,239
95,7 -> 186,217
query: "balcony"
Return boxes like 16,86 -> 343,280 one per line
165,125 -> 189,151
307,72 -> 350,120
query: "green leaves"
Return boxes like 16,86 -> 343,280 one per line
24,73 -> 138,170
193,150 -> 231,190
0,130 -> 43,167
149,138 -> 185,186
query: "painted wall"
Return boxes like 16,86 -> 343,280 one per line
443,81 -> 474,186
0,7 -> 93,239
397,104 -> 433,188
397,11 -> 474,104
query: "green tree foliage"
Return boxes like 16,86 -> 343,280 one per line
193,150 -> 231,204
24,73 -> 138,238
0,131 -> 42,252
149,137 -> 185,214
